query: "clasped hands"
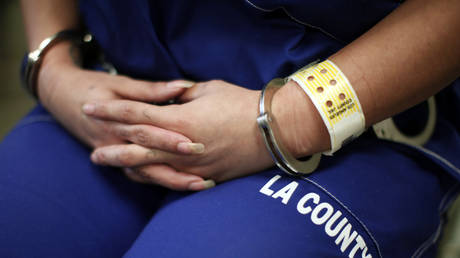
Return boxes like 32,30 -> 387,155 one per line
81,79 -> 278,191
38,44 -> 321,192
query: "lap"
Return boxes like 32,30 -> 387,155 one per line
1,106 -> 458,258
125,138 -> 459,258
0,106 -> 166,258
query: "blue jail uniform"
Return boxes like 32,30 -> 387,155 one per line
1,1 -> 460,257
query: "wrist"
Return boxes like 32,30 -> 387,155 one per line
37,41 -> 81,106
271,80 -> 330,157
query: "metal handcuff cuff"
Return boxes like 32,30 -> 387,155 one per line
257,78 -> 321,176
257,78 -> 437,177
23,30 -> 85,98
22,29 -> 117,99
372,97 -> 436,146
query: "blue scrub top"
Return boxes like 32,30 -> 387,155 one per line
79,0 -> 460,180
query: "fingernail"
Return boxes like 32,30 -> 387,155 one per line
188,179 -> 216,191
90,151 -> 100,163
82,103 -> 95,114
166,80 -> 195,88
177,142 -> 205,154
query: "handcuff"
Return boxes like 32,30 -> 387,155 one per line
257,78 -> 322,176
257,76 -> 437,177
22,30 -> 86,98
22,29 -> 116,99
372,97 -> 436,146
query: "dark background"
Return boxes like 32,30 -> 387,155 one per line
0,0 -> 34,139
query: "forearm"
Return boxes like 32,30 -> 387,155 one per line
21,0 -> 81,105
331,0 -> 460,126
21,0 -> 80,50
275,0 -> 460,156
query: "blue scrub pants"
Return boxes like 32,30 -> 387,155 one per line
0,105 -> 458,258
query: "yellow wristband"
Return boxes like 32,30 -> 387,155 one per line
289,60 -> 365,155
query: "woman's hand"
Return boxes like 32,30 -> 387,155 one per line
38,43 -> 199,151
38,43 -> 214,190
82,79 -> 325,183
83,80 -> 269,182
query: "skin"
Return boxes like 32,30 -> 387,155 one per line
22,0 -> 460,189
85,80 -> 273,182
21,0 -> 212,191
